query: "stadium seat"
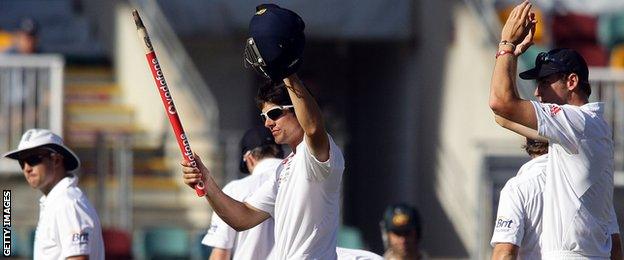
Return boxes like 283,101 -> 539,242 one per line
557,42 -> 609,66
552,13 -> 599,45
611,44 -> 624,68
0,30 -> 13,52
102,228 -> 133,260
143,226 -> 190,260
599,12 -> 624,49
337,225 -> 365,249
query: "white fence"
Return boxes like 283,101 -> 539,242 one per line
0,54 -> 64,174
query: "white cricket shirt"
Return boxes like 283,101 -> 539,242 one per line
34,176 -> 104,260
531,101 -> 618,259
202,158 -> 282,260
491,154 -> 548,260
247,135 -> 345,259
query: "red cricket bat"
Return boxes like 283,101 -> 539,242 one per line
132,10 -> 205,197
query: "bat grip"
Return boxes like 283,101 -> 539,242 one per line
186,157 -> 206,197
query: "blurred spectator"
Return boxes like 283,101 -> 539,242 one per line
381,203 -> 427,260
4,18 -> 39,54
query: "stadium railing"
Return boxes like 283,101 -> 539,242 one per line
0,54 -> 64,174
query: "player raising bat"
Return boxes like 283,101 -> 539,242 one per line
182,4 -> 348,259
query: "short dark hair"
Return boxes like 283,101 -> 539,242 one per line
255,81 -> 292,109
523,138 -> 548,157
560,72 -> 591,97
579,80 -> 592,97
249,144 -> 283,161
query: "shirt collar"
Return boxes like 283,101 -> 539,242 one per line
39,176 -> 78,205
581,102 -> 604,114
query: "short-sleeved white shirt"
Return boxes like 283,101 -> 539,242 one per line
247,135 -> 345,259
34,176 -> 104,260
531,101 -> 618,259
201,158 -> 282,260
491,154 -> 548,260
335,247 -> 383,260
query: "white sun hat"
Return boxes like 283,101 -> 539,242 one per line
3,129 -> 80,171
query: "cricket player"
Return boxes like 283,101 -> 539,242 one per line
489,1 -> 620,258
3,129 -> 104,259
202,126 -> 283,260
182,4 -> 345,259
491,139 -> 622,260
491,139 -> 548,259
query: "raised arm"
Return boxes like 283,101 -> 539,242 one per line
181,155 -> 270,231
489,1 -> 538,131
283,74 -> 330,161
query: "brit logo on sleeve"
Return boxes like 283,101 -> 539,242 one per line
494,217 -> 514,233
71,232 -> 89,245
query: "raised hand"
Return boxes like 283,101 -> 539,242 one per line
514,12 -> 537,56
501,1 -> 537,48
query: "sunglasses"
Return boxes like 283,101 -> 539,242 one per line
18,153 -> 52,169
260,105 -> 294,122
17,147 -> 58,169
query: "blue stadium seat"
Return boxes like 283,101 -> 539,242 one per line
191,231 -> 212,260
599,13 -> 624,49
337,225 -> 365,249
143,226 -> 190,260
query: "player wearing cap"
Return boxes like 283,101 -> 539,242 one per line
201,126 -> 283,260
489,2 -> 621,258
4,17 -> 38,54
381,203 -> 426,260
3,129 -> 104,260
182,4 -> 345,259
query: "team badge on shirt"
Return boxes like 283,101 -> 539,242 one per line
541,104 -> 562,116
277,154 -> 294,186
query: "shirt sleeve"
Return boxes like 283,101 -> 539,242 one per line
201,212 -> 236,249
246,167 -> 279,216
530,101 -> 584,153
491,180 -> 525,247
301,134 -> 345,182
54,199 -> 98,258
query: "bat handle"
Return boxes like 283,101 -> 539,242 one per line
194,181 -> 205,196
187,157 -> 206,197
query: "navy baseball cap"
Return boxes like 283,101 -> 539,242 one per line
383,203 -> 421,236
247,4 -> 305,78
239,126 -> 281,173
519,48 -> 589,85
